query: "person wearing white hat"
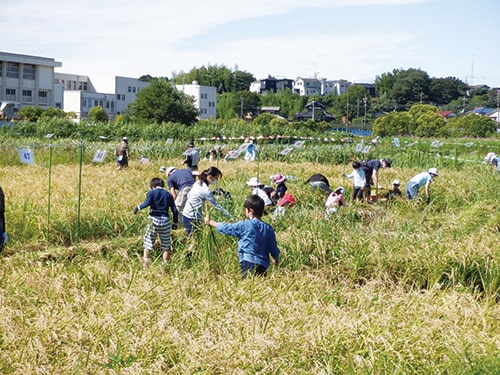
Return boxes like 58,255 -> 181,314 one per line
484,152 -> 499,172
161,166 -> 196,215
385,179 -> 402,200
246,177 -> 273,207
405,168 -> 439,203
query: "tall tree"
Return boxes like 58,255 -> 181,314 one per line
126,78 -> 198,125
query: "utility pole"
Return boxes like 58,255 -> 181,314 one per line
363,97 -> 368,126
240,97 -> 244,119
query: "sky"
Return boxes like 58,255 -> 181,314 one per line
3,0 -> 500,93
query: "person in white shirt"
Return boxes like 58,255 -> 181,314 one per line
246,177 -> 273,207
182,167 -> 232,236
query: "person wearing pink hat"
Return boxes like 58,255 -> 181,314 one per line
271,174 -> 288,204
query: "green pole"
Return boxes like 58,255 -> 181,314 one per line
47,143 -> 53,247
76,139 -> 83,244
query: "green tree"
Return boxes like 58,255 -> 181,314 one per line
428,77 -> 467,105
232,91 -> 261,119
372,112 -> 414,136
126,78 -> 198,125
443,114 -> 497,138
17,106 -> 43,122
391,68 -> 431,108
88,106 -> 109,123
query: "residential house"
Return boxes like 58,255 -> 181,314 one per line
250,76 -> 293,94
295,101 -> 335,122
293,77 -> 322,96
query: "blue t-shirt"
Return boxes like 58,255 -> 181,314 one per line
168,169 -> 195,191
408,171 -> 433,188
216,219 -> 279,268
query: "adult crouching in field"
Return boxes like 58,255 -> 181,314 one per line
405,168 -> 439,204
162,166 -> 196,216
114,136 -> 130,170
204,194 -> 279,279
134,178 -> 179,269
305,173 -> 331,193
360,157 -> 392,202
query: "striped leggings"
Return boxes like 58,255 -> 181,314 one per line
143,216 -> 171,251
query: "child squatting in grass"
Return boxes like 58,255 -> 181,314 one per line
134,177 -> 179,269
204,194 -> 280,279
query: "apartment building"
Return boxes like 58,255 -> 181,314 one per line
115,76 -> 150,115
0,51 -> 61,119
175,81 -> 217,120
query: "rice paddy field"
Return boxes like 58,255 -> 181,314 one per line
0,136 -> 499,374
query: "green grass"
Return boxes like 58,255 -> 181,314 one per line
0,138 -> 499,373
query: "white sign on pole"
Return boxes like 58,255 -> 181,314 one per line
93,149 -> 107,163
19,148 -> 35,165
393,137 -> 400,147
355,143 -> 363,153
362,146 -> 371,154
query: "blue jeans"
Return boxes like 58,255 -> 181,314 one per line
240,261 -> 267,279
182,215 -> 200,237
405,182 -> 419,200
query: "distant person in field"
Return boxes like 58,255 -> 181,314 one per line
183,141 -> 200,171
405,168 -> 439,203
305,173 -> 331,193
204,194 -> 279,279
484,152 -> 500,172
134,177 -> 178,269
182,167 -> 232,236
244,139 -> 256,161
360,158 -> 392,201
343,161 -> 366,202
114,136 -> 130,170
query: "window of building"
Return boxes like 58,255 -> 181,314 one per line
94,100 -> 98,106
6,62 -> 19,78
128,86 -> 131,92
83,99 -> 87,107
38,90 -> 48,104
23,64 -> 35,80
22,89 -> 32,103
133,87 -> 136,93
6,88 -> 16,99
0,61 -> 3,77
122,95 -> 126,101
117,94 -> 121,100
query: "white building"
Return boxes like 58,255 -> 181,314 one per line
0,51 -> 61,119
115,76 -> 150,115
176,81 -> 217,120
62,91 -> 116,121
293,77 -> 322,96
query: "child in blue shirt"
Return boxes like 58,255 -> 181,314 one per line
134,177 -> 178,269
204,194 -> 279,278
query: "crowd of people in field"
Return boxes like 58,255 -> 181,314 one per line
127,137 -> 459,279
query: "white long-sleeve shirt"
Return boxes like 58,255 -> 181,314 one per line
344,169 -> 366,188
182,181 -> 231,219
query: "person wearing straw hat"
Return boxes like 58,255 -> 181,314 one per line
405,168 -> 439,203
